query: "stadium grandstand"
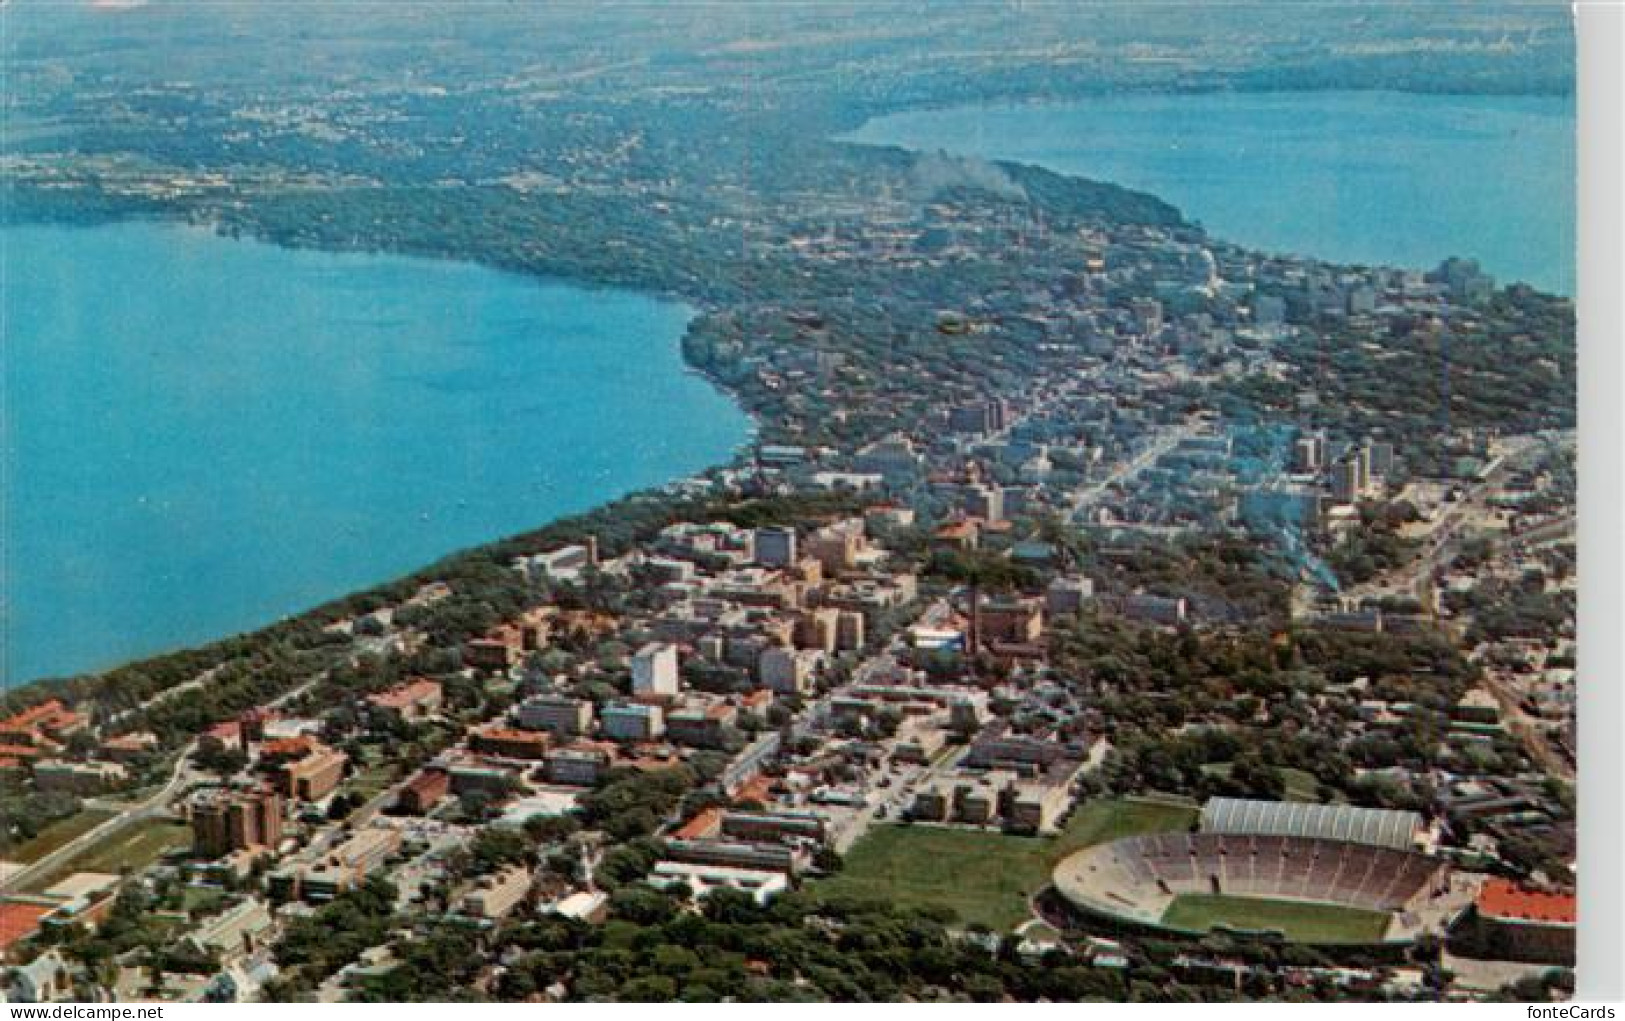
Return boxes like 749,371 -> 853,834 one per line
1052,800 -> 1460,946
1199,797 -> 1424,851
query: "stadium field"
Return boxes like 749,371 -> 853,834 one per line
812,798 -> 1196,931
1160,893 -> 1393,944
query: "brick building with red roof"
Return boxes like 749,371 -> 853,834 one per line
1457,879 -> 1577,965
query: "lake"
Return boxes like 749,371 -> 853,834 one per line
845,90 -> 1575,295
2,221 -> 750,685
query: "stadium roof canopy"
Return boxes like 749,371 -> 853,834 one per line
1200,798 -> 1422,850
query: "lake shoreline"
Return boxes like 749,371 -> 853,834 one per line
1,84 -> 1573,700
3,220 -> 753,688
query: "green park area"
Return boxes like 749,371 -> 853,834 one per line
811,798 -> 1197,931
1160,893 -> 1393,944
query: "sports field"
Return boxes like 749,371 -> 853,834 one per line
1160,893 -> 1392,944
811,798 -> 1196,931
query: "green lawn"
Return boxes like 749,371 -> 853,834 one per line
1,810 -> 115,864
1280,768 -> 1322,803
811,798 -> 1196,931
23,818 -> 192,893
1160,894 -> 1392,944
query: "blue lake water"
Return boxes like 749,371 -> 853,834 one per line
2,221 -> 749,685
846,90 -> 1575,295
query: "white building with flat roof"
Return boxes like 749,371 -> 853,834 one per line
649,861 -> 790,905
631,642 -> 680,697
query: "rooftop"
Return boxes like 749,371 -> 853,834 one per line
1477,879 -> 1577,926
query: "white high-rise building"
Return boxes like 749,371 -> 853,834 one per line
631,642 -> 680,697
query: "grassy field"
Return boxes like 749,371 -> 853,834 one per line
811,798 -> 1196,931
23,818 -> 191,893
1280,768 -> 1322,803
1161,894 -> 1392,944
1,810 -> 115,865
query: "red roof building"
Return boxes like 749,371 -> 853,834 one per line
1476,879 -> 1577,925
674,808 -> 723,841
469,725 -> 550,761
1464,879 -> 1577,966
0,699 -> 85,747
366,678 -> 444,724
0,902 -> 56,953
398,768 -> 451,815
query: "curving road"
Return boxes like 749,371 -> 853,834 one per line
0,741 -> 197,895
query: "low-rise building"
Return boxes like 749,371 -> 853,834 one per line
600,702 -> 665,742
648,862 -> 789,905
397,768 -> 450,815
545,746 -> 610,787
666,704 -> 735,749
664,838 -> 802,875
365,678 -> 443,725
268,827 -> 401,903
180,898 -> 277,961
269,742 -> 348,803
32,760 -> 126,795
515,695 -> 593,736
1122,593 -> 1188,627
460,865 -> 533,920
719,810 -> 827,846
469,725 -> 551,761
1457,879 -> 1576,965
977,598 -> 1044,645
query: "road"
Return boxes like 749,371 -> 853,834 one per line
0,740 -> 198,894
1480,670 -> 1574,780
1343,435 -> 1549,604
103,665 -> 221,731
1066,418 -> 1202,522
1,676 -> 321,894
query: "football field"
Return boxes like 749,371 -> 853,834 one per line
1160,893 -> 1393,944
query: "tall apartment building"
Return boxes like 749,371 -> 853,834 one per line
1293,433 -> 1326,473
1330,450 -> 1370,504
192,786 -> 284,857
631,642 -> 680,697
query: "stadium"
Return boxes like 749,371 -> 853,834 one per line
1051,799 -> 1463,946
